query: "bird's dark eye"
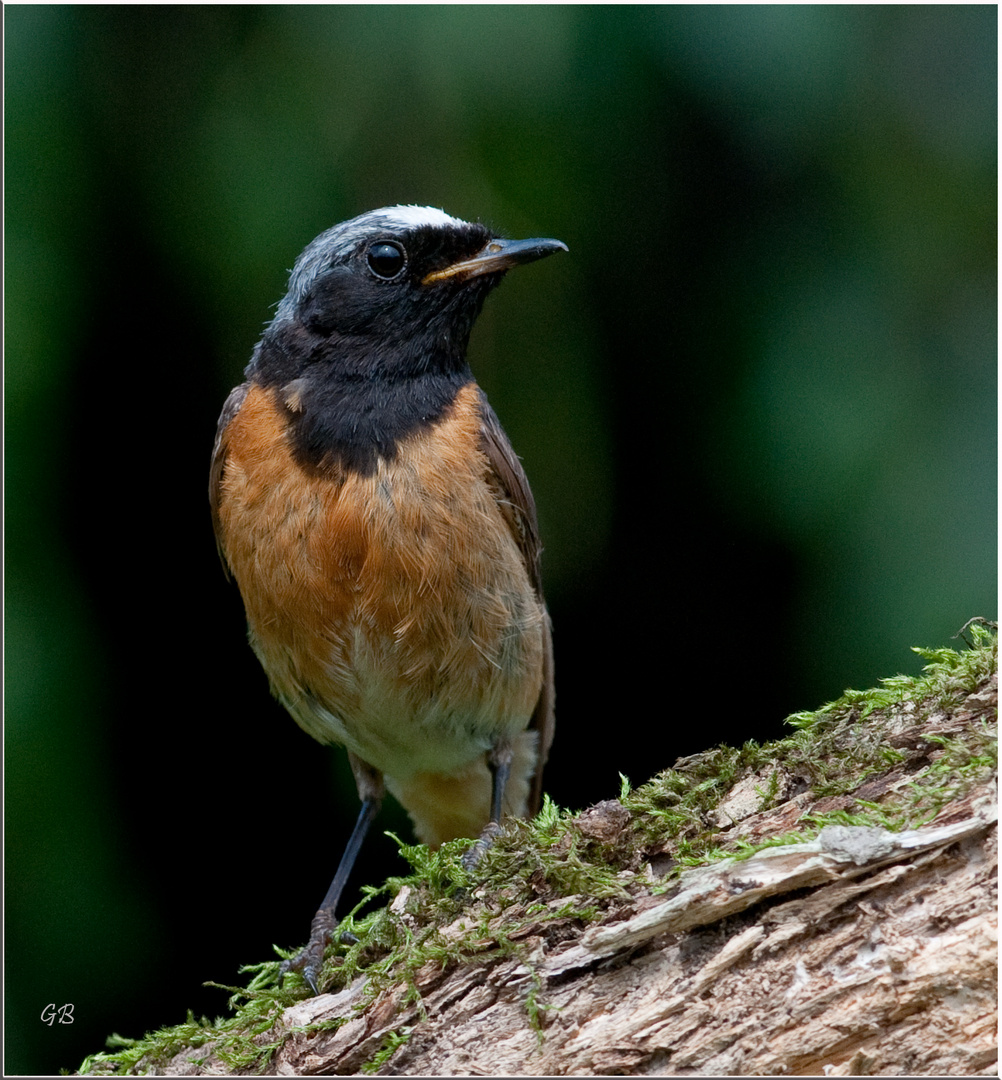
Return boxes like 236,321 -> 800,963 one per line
366,241 -> 406,280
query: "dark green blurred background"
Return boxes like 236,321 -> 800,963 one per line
6,5 -> 996,1074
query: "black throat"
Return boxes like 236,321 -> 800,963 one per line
252,327 -> 475,476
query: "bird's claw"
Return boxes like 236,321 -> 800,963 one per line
461,820 -> 503,873
278,908 -> 341,995
278,937 -> 326,995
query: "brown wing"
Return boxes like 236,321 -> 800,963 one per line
477,389 -> 555,815
208,381 -> 250,579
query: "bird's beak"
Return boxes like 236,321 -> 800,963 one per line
422,236 -> 568,285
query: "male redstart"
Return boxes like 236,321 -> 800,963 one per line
210,206 -> 564,991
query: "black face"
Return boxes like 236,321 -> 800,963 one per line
248,214 -> 503,474
267,219 -> 499,373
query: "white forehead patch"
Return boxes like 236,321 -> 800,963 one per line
373,205 -> 468,231
323,205 -> 470,254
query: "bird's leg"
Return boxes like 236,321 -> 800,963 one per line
279,755 -> 384,994
461,740 -> 514,872
488,741 -> 513,824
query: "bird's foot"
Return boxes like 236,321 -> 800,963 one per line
460,820 -> 503,874
278,909 -> 338,995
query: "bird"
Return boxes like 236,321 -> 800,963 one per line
209,205 -> 565,992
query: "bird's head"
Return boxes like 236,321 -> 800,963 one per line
253,205 -> 567,382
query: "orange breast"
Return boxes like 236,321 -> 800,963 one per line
214,381 -> 546,790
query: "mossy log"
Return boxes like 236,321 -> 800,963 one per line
81,624 -> 997,1076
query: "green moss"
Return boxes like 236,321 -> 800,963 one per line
361,1027 -> 413,1074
